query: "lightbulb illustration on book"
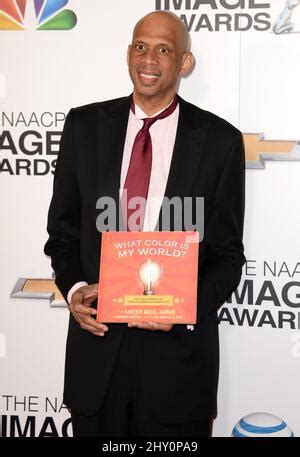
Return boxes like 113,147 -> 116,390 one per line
138,259 -> 162,295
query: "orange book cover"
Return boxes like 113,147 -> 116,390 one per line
97,231 -> 199,324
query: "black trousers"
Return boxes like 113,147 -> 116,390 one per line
71,327 -> 213,437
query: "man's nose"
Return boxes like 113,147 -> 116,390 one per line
142,48 -> 159,64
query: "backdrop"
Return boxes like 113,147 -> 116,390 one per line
1,0 -> 300,437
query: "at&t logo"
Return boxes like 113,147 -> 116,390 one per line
232,412 -> 294,437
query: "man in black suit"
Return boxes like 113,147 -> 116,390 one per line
44,11 -> 245,437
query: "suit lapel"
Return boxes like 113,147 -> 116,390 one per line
164,96 -> 210,200
96,96 -> 131,204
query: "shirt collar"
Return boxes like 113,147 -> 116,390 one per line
132,97 -> 175,120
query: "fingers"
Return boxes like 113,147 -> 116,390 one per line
83,290 -> 98,305
68,283 -> 108,336
128,322 -> 173,332
73,313 -> 109,336
69,283 -> 108,336
79,321 -> 108,337
73,304 -> 97,315
71,283 -> 99,307
128,322 -> 154,331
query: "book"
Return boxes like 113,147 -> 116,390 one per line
97,231 -> 199,324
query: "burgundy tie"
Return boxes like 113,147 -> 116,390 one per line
122,96 -> 178,231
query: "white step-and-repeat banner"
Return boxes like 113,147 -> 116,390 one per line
1,0 -> 300,437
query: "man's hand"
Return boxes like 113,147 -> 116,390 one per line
128,322 -> 173,332
69,283 -> 109,337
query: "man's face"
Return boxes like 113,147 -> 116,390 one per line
128,15 -> 188,102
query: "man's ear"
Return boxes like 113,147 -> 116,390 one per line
180,52 -> 195,77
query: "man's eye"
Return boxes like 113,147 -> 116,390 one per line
136,44 -> 145,51
159,47 -> 168,54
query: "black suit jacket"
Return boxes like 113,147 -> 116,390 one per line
44,95 -> 245,423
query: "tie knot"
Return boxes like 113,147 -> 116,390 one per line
142,117 -> 157,131
131,95 -> 178,132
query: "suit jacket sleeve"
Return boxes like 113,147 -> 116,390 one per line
44,109 -> 86,301
197,130 -> 245,322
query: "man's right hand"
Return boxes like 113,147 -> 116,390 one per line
69,283 -> 109,337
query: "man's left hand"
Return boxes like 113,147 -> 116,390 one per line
128,322 -> 173,332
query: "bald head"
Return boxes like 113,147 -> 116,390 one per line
132,11 -> 190,53
127,10 -> 194,114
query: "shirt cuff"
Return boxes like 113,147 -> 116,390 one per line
67,281 -> 88,304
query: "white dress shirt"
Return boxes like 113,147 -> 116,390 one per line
120,99 -> 179,231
